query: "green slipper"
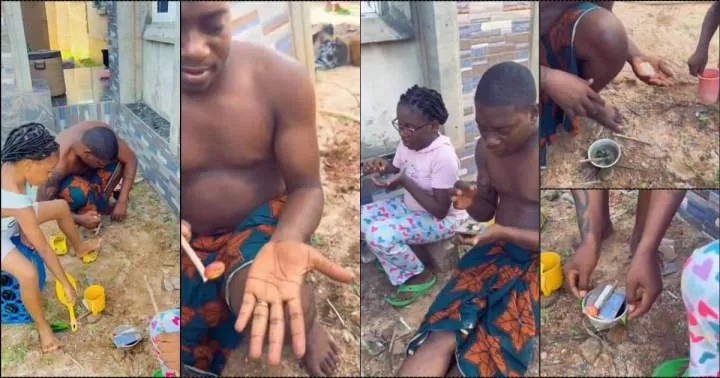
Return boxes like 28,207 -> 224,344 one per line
151,368 -> 163,377
385,275 -> 437,308
652,357 -> 689,377
375,260 -> 385,273
51,320 -> 71,333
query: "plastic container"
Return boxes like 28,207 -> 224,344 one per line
582,286 -> 628,331
83,285 -> 105,316
50,233 -> 68,256
1,236 -> 46,324
540,251 -> 563,297
28,50 -> 66,97
587,139 -> 622,168
698,68 -> 719,105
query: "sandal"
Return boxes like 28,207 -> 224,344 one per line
375,260 -> 385,273
385,275 -> 437,308
652,357 -> 689,377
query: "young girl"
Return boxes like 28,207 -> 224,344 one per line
1,123 -> 99,352
361,85 -> 467,308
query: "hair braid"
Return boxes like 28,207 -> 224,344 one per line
399,85 -> 449,125
1,123 -> 59,163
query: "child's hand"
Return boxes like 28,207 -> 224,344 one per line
370,170 -> 405,191
451,181 -> 477,209
687,48 -> 709,77
363,158 -> 389,175
157,332 -> 181,372
63,283 -> 77,306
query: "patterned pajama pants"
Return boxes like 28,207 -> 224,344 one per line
360,197 -> 461,286
149,308 -> 181,377
681,240 -> 719,377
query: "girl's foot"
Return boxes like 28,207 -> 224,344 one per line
39,327 -> 63,353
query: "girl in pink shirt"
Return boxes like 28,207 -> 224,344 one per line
361,85 -> 467,308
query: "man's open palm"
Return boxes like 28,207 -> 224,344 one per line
234,241 -> 353,365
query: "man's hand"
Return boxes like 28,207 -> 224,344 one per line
687,49 -> 709,77
454,224 -> 500,246
363,157 -> 390,175
156,332 -> 181,372
626,252 -> 662,320
370,170 -> 405,191
564,243 -> 600,298
76,211 -> 101,229
111,200 -> 128,221
630,55 -> 675,86
543,69 -> 622,132
451,181 -> 477,210
235,241 -> 353,365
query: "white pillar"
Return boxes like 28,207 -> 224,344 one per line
289,2 -> 315,83
530,2 -> 539,97
117,2 -> 136,103
4,1 -> 32,91
169,1 -> 180,154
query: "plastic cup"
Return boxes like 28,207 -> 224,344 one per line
83,285 -> 105,315
698,68 -> 719,105
587,139 -> 622,168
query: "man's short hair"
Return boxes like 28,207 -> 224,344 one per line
474,61 -> 537,107
82,127 -> 119,160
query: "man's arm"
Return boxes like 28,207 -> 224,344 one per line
36,168 -> 65,202
269,58 -> 323,243
632,190 -> 686,260
466,142 -> 497,222
697,1 -> 720,55
115,139 -> 138,207
495,225 -> 539,251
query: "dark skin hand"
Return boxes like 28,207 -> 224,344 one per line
688,1 -> 720,76
564,190 -> 686,320
36,121 -> 137,226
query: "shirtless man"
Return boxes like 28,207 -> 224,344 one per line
398,62 -> 540,377
539,1 -> 675,167
564,190 -> 686,320
36,121 -> 137,229
179,2 -> 352,376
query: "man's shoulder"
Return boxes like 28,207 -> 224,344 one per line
230,40 -> 307,82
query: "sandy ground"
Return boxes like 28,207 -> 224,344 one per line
1,181 -> 180,376
221,66 -> 361,376
542,2 -> 720,188
539,190 -> 715,377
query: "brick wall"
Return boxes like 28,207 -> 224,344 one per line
456,1 -> 532,177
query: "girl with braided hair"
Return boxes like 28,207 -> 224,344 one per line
361,85 -> 467,308
1,122 -> 100,353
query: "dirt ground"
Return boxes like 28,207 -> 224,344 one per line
539,190 -> 714,377
1,181 -> 180,376
220,65 -> 361,376
542,2 -> 720,188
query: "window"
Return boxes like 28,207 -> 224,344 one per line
152,0 -> 176,23
361,1 -> 381,18
361,1 -> 414,44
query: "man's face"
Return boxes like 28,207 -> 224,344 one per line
475,103 -> 538,156
180,2 -> 232,93
79,147 -> 109,169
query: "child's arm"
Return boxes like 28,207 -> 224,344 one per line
400,178 -> 451,219
9,208 -> 72,288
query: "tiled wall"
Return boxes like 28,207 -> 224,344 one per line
456,1 -> 532,177
678,190 -> 720,240
53,101 -> 114,131
230,2 -> 294,55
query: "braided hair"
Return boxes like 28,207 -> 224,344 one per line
1,123 -> 59,163
398,85 -> 449,125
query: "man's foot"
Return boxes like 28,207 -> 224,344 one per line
39,327 -> 63,353
302,322 -> 340,376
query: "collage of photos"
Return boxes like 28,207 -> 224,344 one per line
0,1 -> 717,378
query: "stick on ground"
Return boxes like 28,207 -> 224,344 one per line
144,275 -> 160,315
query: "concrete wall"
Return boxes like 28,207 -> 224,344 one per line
1,4 -> 15,86
142,39 -> 175,121
360,40 -> 425,158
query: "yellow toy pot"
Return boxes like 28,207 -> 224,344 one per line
83,285 -> 105,316
540,251 -> 563,297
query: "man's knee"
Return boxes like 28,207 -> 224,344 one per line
577,9 -> 629,64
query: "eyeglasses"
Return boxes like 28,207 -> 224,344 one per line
391,118 -> 432,135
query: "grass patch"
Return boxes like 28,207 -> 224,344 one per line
1,344 -> 29,366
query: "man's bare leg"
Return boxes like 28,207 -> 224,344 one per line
574,8 -> 629,126
1,250 -> 62,352
629,190 -> 651,256
228,268 -> 340,376
572,190 -> 613,249
397,330 -> 456,377
630,190 -> 686,257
